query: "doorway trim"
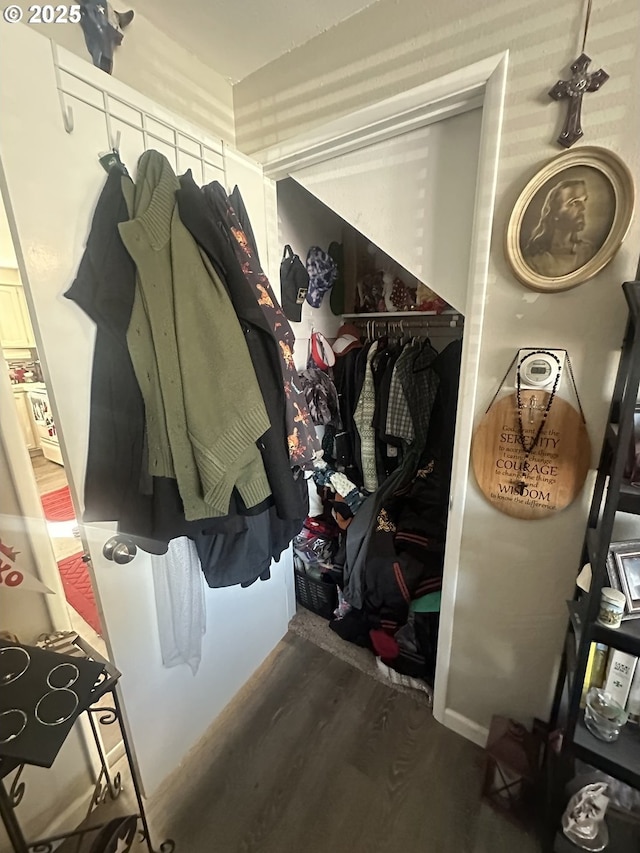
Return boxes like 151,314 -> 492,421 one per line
256,51 -> 508,744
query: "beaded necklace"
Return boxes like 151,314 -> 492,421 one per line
514,350 -> 562,493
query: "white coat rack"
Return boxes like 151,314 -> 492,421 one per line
50,42 -> 227,187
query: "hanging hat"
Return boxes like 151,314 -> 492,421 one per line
332,322 -> 362,357
280,245 -> 309,323
305,246 -> 337,308
310,331 -> 336,370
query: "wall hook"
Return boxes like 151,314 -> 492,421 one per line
61,104 -> 74,133
51,42 -> 74,133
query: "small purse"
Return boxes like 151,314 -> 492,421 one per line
279,245 -> 309,322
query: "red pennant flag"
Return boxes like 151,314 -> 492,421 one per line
0,539 -> 19,562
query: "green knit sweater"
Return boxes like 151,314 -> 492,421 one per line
120,151 -> 271,520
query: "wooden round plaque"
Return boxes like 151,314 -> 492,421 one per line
471,390 -> 591,519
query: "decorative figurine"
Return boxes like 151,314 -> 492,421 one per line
562,782 -> 610,851
78,0 -> 134,75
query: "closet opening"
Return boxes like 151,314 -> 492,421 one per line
276,172 -> 467,702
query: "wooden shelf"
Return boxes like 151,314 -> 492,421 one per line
572,717 -> 640,789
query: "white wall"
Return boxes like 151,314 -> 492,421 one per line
16,10 -> 236,144
234,0 -> 640,731
290,108 -> 483,314
0,201 -> 17,267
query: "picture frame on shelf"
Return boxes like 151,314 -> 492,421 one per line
607,540 -> 640,620
505,147 -> 634,293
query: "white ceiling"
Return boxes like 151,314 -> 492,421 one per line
130,0 -> 379,83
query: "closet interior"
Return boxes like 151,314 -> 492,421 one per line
277,177 -> 465,694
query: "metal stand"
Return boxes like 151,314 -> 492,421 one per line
0,643 -> 174,853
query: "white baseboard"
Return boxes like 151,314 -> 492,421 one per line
439,707 -> 489,748
108,739 -> 125,765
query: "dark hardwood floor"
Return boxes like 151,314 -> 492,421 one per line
141,633 -> 540,853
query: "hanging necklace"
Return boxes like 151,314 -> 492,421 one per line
514,350 -> 562,494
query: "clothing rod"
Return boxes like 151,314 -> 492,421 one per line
342,312 -> 461,320
346,314 -> 463,328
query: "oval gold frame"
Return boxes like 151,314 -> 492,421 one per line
505,147 -> 635,293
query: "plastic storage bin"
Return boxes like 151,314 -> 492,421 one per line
293,554 -> 337,619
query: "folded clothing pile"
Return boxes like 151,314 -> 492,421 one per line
293,515 -> 339,567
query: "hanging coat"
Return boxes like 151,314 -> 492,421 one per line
119,152 -> 271,520
361,461 -> 446,631
202,182 -> 320,469
65,167 -> 263,554
64,168 -> 148,531
176,171 -> 306,522
194,507 -> 303,588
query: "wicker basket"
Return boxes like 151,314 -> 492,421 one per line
293,554 -> 337,619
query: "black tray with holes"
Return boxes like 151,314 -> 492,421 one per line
0,639 -> 105,767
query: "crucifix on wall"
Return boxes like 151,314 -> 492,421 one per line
549,54 -> 608,148
548,0 -> 608,148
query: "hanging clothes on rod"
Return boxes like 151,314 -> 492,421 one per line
312,314 -> 463,679
330,315 -> 462,492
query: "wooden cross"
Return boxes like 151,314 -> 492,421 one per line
549,53 -> 609,148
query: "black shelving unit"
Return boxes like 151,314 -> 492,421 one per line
0,638 -> 174,853
547,280 -> 640,850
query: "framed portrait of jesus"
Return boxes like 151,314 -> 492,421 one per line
505,147 -> 634,292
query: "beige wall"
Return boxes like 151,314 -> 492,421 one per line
33,11 -> 235,144
234,0 -> 640,729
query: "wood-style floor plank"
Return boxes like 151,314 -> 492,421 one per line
143,633 -> 541,853
31,454 -> 68,495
